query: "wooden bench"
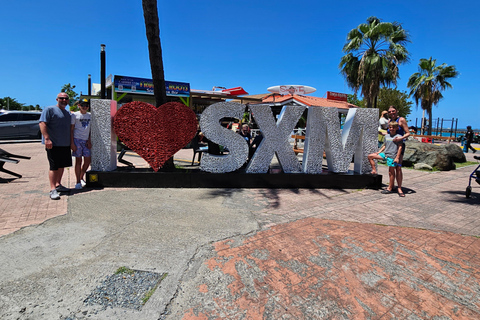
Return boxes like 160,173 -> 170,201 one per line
292,135 -> 305,154
0,148 -> 31,178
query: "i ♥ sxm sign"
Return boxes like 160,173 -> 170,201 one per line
89,100 -> 378,179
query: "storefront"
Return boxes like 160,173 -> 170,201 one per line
80,75 -> 260,115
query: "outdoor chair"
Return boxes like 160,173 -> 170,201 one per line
0,148 -> 31,178
117,142 -> 135,168
191,135 -> 208,165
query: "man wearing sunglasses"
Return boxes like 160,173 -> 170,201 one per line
39,93 -> 72,200
70,99 -> 92,189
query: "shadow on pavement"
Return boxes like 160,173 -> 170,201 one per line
441,190 -> 480,204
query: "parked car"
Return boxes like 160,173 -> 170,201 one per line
0,110 -> 42,139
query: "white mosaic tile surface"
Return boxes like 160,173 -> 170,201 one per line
246,104 -> 305,173
302,106 -> 337,174
303,106 -> 377,174
199,102 -> 249,173
91,99 -> 117,171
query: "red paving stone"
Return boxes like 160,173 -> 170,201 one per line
182,219 -> 480,320
0,142 -> 149,237
0,142 -> 70,236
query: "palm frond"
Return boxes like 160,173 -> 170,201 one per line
339,16 -> 411,107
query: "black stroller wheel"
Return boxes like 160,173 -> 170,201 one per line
466,186 -> 472,198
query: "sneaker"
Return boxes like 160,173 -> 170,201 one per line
81,180 -> 86,187
75,183 -> 83,189
50,189 -> 60,200
55,184 -> 70,193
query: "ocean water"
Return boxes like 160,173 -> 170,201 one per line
414,130 -> 478,138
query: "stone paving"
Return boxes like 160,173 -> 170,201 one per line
165,147 -> 480,320
0,142 -> 70,236
180,219 -> 480,319
1,141 -> 480,319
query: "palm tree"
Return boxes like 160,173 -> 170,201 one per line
142,0 -> 174,169
339,16 -> 410,108
142,0 -> 167,107
407,57 -> 459,135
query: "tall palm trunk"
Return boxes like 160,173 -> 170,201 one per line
142,0 -> 167,107
142,0 -> 174,169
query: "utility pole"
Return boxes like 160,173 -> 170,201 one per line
100,44 -> 106,99
88,74 -> 92,96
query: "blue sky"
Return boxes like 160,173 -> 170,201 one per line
1,0 -> 478,129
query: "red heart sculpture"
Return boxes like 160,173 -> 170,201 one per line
113,101 -> 198,171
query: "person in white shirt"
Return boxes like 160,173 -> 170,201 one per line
70,99 -> 92,189
378,110 -> 389,147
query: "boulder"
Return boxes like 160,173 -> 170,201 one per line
444,143 -> 467,163
403,140 -> 466,171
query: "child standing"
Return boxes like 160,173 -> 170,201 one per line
368,122 -> 405,197
70,99 -> 92,189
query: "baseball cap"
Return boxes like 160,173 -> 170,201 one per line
78,98 -> 90,106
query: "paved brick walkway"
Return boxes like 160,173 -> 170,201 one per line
1,141 -> 479,320
0,142 -> 71,236
0,142 -> 150,237
181,219 -> 480,319
167,146 -> 480,319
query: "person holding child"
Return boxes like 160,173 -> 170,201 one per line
368,122 -> 405,197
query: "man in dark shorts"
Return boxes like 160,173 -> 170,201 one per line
39,93 -> 72,200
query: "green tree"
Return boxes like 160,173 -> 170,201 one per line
377,88 -> 413,119
0,97 -> 25,110
407,57 -> 459,135
61,83 -> 79,107
339,16 -> 410,108
347,93 -> 365,108
349,89 -> 413,119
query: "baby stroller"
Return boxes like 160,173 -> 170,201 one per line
466,155 -> 480,198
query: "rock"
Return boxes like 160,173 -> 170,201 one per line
403,140 -> 465,171
444,143 -> 467,162
414,163 -> 433,170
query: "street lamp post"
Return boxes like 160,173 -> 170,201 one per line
100,44 -> 106,99
88,74 -> 92,96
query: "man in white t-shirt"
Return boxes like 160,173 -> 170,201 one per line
70,99 -> 92,189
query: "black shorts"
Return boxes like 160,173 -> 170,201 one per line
46,146 -> 72,170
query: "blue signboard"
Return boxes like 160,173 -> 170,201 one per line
165,81 -> 190,97
114,75 -> 190,97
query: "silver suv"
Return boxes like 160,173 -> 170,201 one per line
0,110 -> 42,139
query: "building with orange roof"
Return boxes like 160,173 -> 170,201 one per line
257,93 -> 358,115
231,92 -> 360,129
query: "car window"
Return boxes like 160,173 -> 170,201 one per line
20,113 -> 41,121
0,113 -> 19,121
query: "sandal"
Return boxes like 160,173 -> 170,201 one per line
381,189 -> 392,194
398,192 -> 405,197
